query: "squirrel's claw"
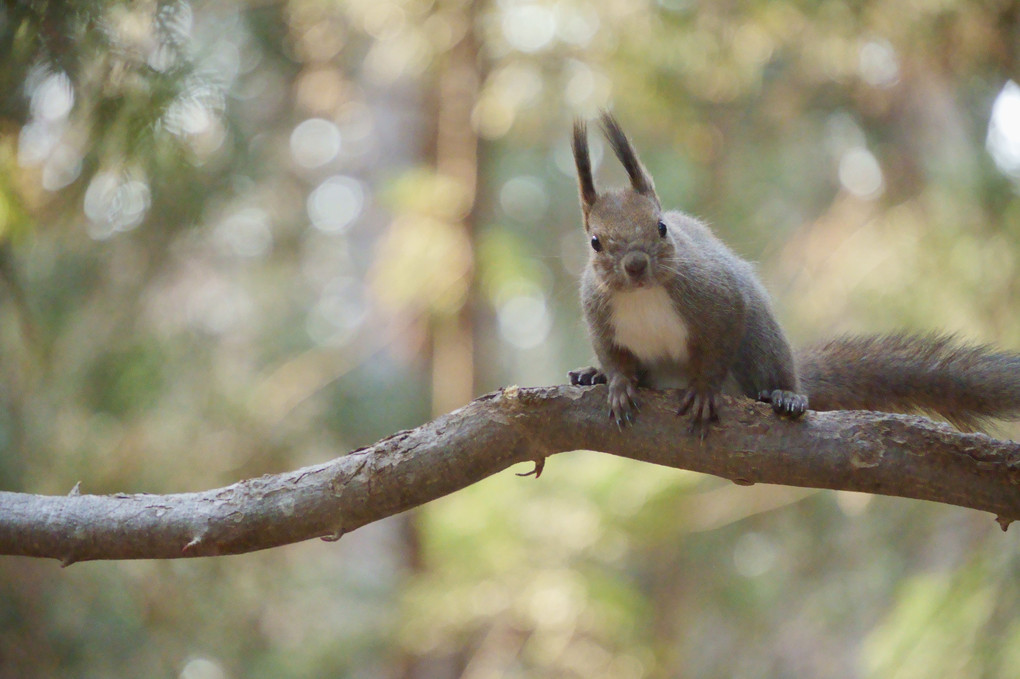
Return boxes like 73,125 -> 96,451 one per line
608,375 -> 639,426
570,366 -> 607,386
678,388 -> 719,433
758,389 -> 808,418
610,401 -> 636,428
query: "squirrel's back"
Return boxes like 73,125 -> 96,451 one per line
798,333 -> 1020,431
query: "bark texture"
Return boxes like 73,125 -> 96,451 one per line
3,385 -> 1020,564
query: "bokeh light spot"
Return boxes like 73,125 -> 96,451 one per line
502,3 -> 557,53
84,172 -> 152,239
497,292 -> 551,349
838,147 -> 884,199
290,118 -> 342,168
30,72 -> 74,122
858,39 -> 899,88
499,176 -> 548,222
307,175 -> 364,233
214,208 -> 272,258
987,80 -> 1020,179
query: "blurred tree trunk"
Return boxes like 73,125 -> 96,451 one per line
429,0 -> 485,419
401,1 -> 487,677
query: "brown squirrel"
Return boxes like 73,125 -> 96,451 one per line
569,112 -> 1020,431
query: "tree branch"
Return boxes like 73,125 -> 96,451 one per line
3,385 -> 1020,564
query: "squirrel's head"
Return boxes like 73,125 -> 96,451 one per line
572,112 -> 674,291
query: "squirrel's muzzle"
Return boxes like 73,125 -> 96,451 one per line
622,251 -> 650,280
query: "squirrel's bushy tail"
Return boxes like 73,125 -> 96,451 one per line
797,333 -> 1020,431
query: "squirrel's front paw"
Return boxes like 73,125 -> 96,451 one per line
678,387 -> 719,430
757,389 -> 808,417
569,366 -> 607,386
607,374 -> 639,427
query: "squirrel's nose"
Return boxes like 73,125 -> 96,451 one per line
623,252 -> 649,278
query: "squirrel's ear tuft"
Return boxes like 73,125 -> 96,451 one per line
572,118 -> 598,219
599,111 -> 658,202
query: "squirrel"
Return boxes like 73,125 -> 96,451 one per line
568,112 -> 1020,432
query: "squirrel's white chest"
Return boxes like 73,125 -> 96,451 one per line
609,286 -> 689,363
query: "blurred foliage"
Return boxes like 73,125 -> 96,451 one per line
2,0 -> 1020,677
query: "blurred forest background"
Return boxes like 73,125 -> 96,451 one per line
2,0 -> 1020,677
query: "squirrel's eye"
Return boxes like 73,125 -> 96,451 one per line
657,220 -> 667,238
590,236 -> 602,252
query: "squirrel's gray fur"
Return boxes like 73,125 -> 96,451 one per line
569,112 -> 1020,431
